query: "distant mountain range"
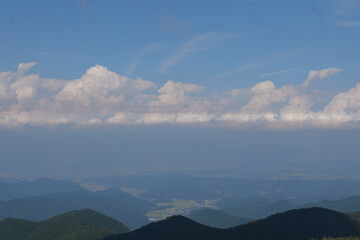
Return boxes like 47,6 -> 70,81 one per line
91,175 -> 360,201
0,209 -> 130,240
3,177 -> 360,231
218,195 -> 360,219
188,208 -> 252,228
106,208 -> 360,240
304,195 -> 360,213
0,177 -> 84,200
0,188 -> 154,229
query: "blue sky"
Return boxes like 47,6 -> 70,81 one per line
1,0 -> 360,91
1,1 -> 360,179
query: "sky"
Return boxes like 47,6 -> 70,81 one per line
0,0 -> 360,179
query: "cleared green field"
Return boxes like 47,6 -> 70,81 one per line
146,199 -> 218,221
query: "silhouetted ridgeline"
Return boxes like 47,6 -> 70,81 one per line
105,208 -> 360,240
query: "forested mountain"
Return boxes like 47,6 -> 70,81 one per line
0,188 -> 154,229
188,208 -> 251,228
0,178 -> 84,200
106,208 -> 360,240
0,209 -> 130,240
105,215 -> 225,240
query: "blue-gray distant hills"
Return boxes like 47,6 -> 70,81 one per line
218,195 -> 360,219
304,195 -> 360,213
0,188 -> 154,229
0,209 -> 130,240
0,177 -> 84,200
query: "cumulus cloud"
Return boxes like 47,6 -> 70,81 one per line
302,68 -> 342,88
1,63 -> 359,129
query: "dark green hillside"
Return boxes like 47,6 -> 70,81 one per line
105,215 -> 226,240
0,209 -> 130,240
105,208 -> 360,240
229,207 -> 360,240
0,188 -> 153,229
0,218 -> 37,239
188,208 -> 251,228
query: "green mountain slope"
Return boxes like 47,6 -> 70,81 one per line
105,208 -> 360,240
105,215 -> 226,240
0,188 -> 153,229
229,207 -> 360,240
0,209 -> 130,240
188,208 -> 251,228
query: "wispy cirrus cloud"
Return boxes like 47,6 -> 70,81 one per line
159,32 -> 235,74
209,50 -> 301,82
333,19 -> 360,26
136,42 -> 163,58
1,63 -> 359,129
126,42 -> 163,75
160,14 -> 189,32
322,0 -> 360,27
260,68 -> 298,77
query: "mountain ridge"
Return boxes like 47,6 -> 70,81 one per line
0,209 -> 130,240
105,207 -> 360,240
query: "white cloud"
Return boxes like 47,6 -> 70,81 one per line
150,80 -> 204,108
302,68 -> 342,88
241,81 -> 292,112
17,62 -> 37,75
54,65 -> 156,111
323,83 -> 360,118
1,62 -> 360,129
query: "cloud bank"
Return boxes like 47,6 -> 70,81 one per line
0,63 -> 359,129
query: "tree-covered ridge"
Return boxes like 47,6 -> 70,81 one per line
0,209 -> 130,240
106,208 -> 360,240
311,237 -> 360,240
